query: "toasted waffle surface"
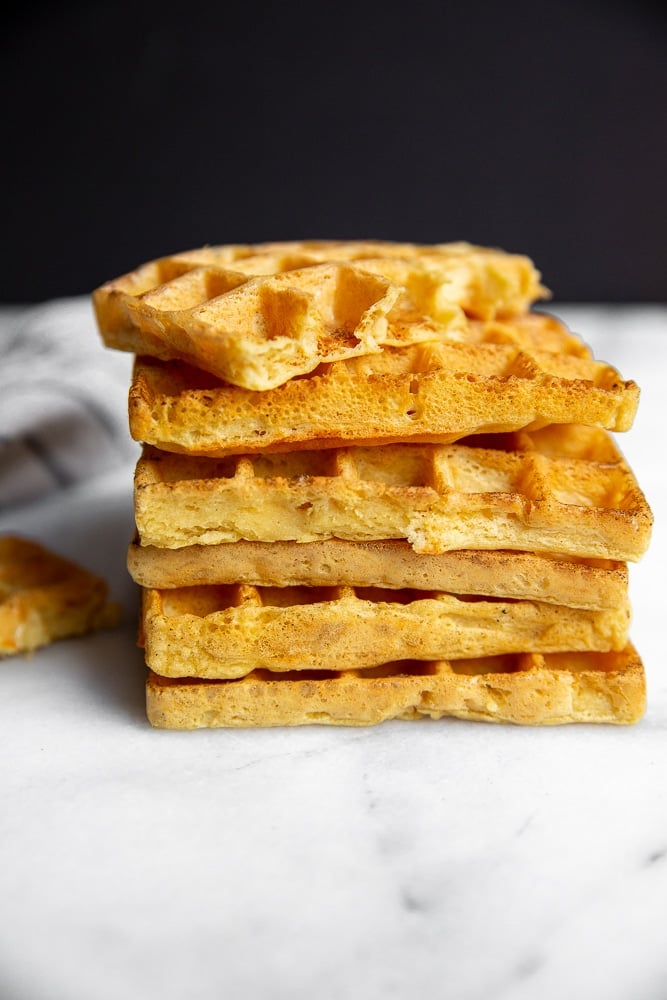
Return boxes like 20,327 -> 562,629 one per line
156,240 -> 548,320
128,313 -> 639,456
127,538 -> 628,610
141,583 -> 629,679
133,425 -> 652,561
94,241 -> 548,390
0,536 -> 120,656
145,644 -> 645,728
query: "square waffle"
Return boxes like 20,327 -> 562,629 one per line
0,536 -> 119,656
140,583 -> 630,680
127,313 -> 639,457
145,644 -> 646,728
127,538 -> 628,611
132,424 -> 652,561
93,240 -> 548,390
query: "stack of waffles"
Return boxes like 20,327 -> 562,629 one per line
93,241 -> 653,729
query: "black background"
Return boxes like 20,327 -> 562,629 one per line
2,0 -> 666,303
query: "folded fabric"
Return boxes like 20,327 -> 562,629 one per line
0,298 -> 138,510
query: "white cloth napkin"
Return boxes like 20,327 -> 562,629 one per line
0,297 -> 138,511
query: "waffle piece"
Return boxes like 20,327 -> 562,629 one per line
128,314 -> 638,457
141,583 -> 629,680
133,425 -> 653,561
145,644 -> 645,728
93,241 -> 548,390
127,538 -> 628,611
0,536 -> 120,656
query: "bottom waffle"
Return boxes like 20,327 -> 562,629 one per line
145,644 -> 645,728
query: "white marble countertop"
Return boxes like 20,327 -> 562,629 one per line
0,302 -> 665,1000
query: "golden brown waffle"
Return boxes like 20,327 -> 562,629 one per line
145,644 -> 645,728
93,241 -> 548,390
133,425 -> 652,561
127,538 -> 628,611
128,313 -> 639,456
0,536 -> 120,656
141,583 -> 629,679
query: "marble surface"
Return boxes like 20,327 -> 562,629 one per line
0,302 -> 665,1000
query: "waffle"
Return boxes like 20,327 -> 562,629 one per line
127,538 -> 628,611
128,313 -> 639,457
0,536 -> 120,656
133,425 -> 653,561
141,582 -> 629,680
145,643 -> 646,728
93,240 -> 548,390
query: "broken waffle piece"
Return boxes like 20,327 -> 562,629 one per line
145,644 -> 646,728
0,536 -> 120,656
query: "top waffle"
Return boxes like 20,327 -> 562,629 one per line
93,240 -> 548,390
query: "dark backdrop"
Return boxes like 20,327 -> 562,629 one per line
2,0 -> 666,303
